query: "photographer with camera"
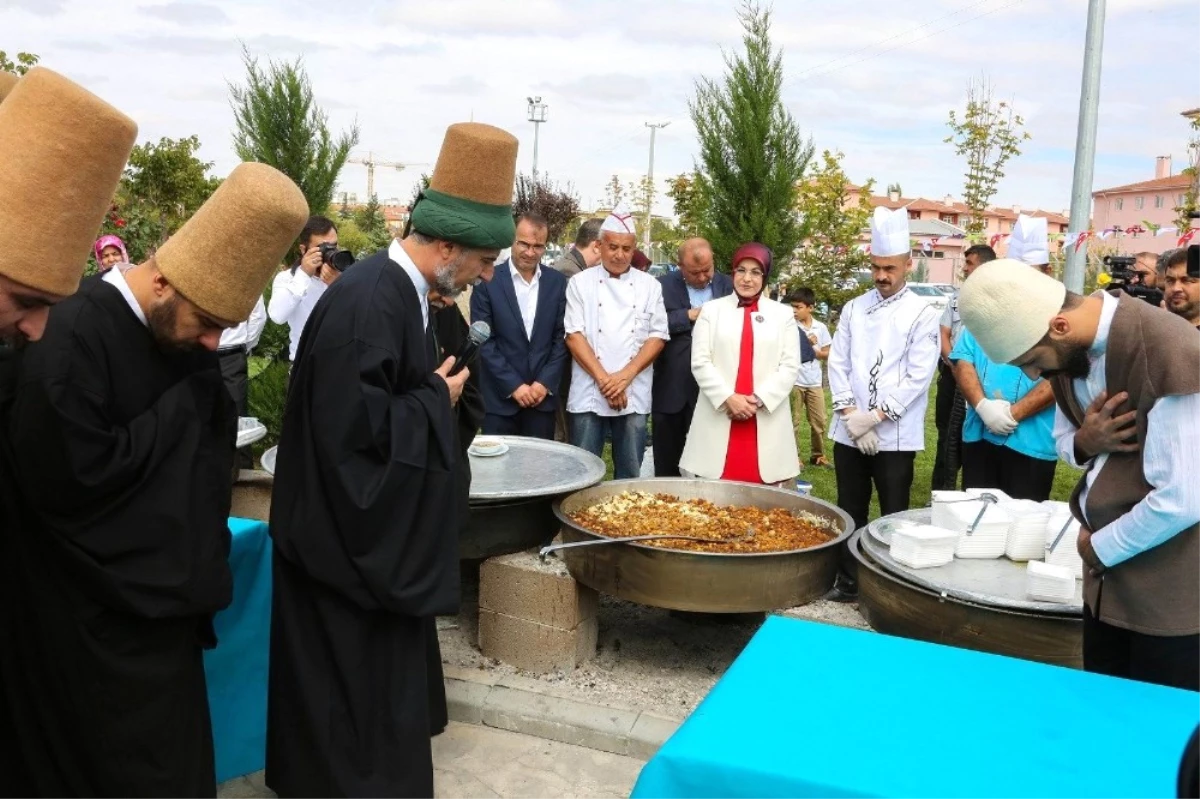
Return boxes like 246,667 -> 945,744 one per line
1159,246 -> 1199,329
267,215 -> 353,362
1099,253 -> 1165,307
1132,251 -> 1160,290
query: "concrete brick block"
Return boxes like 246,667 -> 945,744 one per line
628,712 -> 681,759
478,551 -> 598,629
445,677 -> 491,725
478,608 -> 598,674
230,470 -> 274,522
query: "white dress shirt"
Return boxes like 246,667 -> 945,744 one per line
388,239 -> 431,329
1052,290 -> 1200,568
827,286 -> 942,451
267,268 -> 326,361
218,296 -> 267,352
510,261 -> 541,340
564,266 -> 669,416
102,267 -> 147,328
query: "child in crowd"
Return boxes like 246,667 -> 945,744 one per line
786,288 -> 832,468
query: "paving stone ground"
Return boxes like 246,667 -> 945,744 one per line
217,722 -> 645,799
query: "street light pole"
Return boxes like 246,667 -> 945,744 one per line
644,121 -> 670,255
527,96 -> 548,181
1063,0 -> 1107,294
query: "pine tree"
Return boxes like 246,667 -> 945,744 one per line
689,1 -> 812,271
353,195 -> 392,251
229,47 -> 359,214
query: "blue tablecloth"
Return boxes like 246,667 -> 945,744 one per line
633,616 -> 1199,798
203,518 -> 272,784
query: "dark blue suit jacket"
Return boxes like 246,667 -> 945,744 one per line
652,269 -> 734,415
470,262 -> 569,416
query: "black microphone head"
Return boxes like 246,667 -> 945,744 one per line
468,320 -> 491,345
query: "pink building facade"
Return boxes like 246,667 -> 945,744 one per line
1091,156 -> 1195,256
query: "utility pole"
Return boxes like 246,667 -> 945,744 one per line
1063,0 -> 1106,294
527,96 -> 548,181
347,152 -> 426,200
644,121 -> 670,255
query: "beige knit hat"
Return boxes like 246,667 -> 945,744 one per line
959,258 -> 1067,364
0,72 -> 19,103
156,162 -> 309,323
0,67 -> 137,297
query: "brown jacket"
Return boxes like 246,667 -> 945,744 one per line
1051,292 -> 1200,636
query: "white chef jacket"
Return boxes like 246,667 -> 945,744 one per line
564,266 -> 669,416
267,268 -> 327,361
827,286 -> 941,451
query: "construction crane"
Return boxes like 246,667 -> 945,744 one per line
346,152 -> 427,200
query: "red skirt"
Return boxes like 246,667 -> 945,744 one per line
721,302 -> 763,484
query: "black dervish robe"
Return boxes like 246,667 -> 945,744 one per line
266,250 -> 461,798
0,276 -> 235,797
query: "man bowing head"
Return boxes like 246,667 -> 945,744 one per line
1,161 -> 308,797
266,122 -> 518,798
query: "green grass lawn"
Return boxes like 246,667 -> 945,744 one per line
606,378 -> 1080,524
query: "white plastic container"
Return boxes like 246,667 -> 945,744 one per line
890,525 -> 960,569
1027,561 -> 1077,603
939,499 -> 1012,559
1044,513 -> 1084,580
1005,500 -> 1053,562
931,490 -> 975,530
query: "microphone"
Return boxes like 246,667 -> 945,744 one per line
448,320 -> 490,376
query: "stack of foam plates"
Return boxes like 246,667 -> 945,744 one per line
931,490 -> 975,530
1044,512 -> 1084,580
1027,561 -> 1077,603
890,525 -> 960,569
1004,500 -> 1053,562
941,499 -> 1012,559
965,487 -> 1014,504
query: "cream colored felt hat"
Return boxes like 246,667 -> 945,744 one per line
959,258 -> 1067,364
0,67 -> 137,297
155,162 -> 309,322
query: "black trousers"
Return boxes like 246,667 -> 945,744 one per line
833,442 -> 916,533
931,364 -> 961,491
652,402 -> 696,477
961,440 -> 1057,502
1084,607 -> 1200,692
482,409 -> 556,440
217,348 -> 249,416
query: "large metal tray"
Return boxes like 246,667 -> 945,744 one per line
468,435 -> 606,505
862,508 -> 1082,615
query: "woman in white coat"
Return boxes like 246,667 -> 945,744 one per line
679,242 -> 801,486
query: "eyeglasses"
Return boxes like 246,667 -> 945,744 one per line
515,240 -> 547,252
733,268 -> 764,279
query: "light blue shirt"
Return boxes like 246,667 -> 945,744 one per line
686,283 -> 713,309
949,328 -> 1056,461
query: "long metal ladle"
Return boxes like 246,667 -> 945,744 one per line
539,527 -> 756,560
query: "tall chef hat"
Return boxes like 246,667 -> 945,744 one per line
958,258 -> 1067,364
871,205 -> 911,258
600,202 -> 638,236
1008,214 -> 1049,266
0,67 -> 137,297
155,162 -> 309,323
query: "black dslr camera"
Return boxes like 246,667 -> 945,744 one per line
318,242 -> 356,273
1102,255 -> 1163,306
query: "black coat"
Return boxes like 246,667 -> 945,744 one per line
266,250 -> 461,798
0,276 -> 235,796
652,269 -> 734,415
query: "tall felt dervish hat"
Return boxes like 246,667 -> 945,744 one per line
0,67 -> 137,297
0,72 -> 19,103
155,162 -> 309,323
408,122 -> 518,250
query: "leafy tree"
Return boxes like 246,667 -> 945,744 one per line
513,172 -> 583,243
689,1 -> 812,270
124,135 -> 222,243
945,78 -> 1030,238
408,172 -> 432,210
0,50 -> 38,75
602,174 -> 625,210
229,46 -> 358,214
886,182 -> 903,197
352,195 -> 392,251
667,172 -> 711,237
913,258 -> 929,283
1174,114 -> 1200,234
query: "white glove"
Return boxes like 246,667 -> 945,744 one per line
844,409 -> 880,440
855,428 -> 881,456
975,398 -> 1018,436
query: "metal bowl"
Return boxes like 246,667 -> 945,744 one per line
553,478 -> 854,613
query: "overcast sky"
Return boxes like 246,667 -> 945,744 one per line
7,0 -> 1198,218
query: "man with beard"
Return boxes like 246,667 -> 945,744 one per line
1,162 -> 308,796
1159,247 -> 1199,328
266,122 -> 518,798
826,206 -> 941,601
960,259 -> 1199,690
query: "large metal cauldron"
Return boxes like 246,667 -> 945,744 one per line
850,528 -> 1083,668
553,478 -> 854,613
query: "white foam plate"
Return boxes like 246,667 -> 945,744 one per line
468,438 -> 509,458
